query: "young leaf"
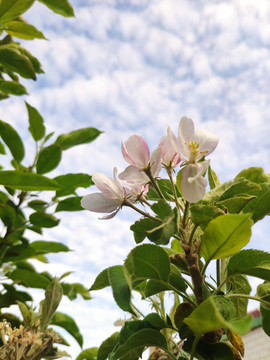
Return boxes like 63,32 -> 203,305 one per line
0,45 -> 36,79
5,21 -> 46,40
208,165 -> 221,190
0,120 -> 24,162
184,296 -> 252,336
36,144 -> 62,174
241,183 -> 270,223
200,214 -> 253,264
124,244 -> 170,288
55,127 -> 102,150
0,80 -> 27,95
236,167 -> 270,184
40,278 -> 63,330
227,249 -> 270,281
76,347 -> 98,360
25,102 -> 46,141
29,212 -> 60,228
108,265 -> 135,315
38,0 -> 75,17
0,0 -> 35,24
51,311 -> 83,347
0,171 -> 61,190
55,196 -> 83,212
97,332 -> 119,360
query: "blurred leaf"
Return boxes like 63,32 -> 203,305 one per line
26,102 -> 46,141
0,203 -> 16,226
5,20 -> 46,40
51,311 -> 83,347
40,278 -> 63,330
9,268 -> 50,289
36,144 -> 62,174
31,240 -> 70,254
54,173 -> 93,196
0,171 -> 61,190
241,183 -> 270,223
76,347 -> 98,360
236,167 -> 270,184
0,120 -> 24,161
0,139 -> 5,154
0,284 -> 32,307
17,301 -> 32,326
147,178 -> 181,201
38,0 -> 75,17
97,332 -> 119,360
0,45 -> 36,79
0,79 -> 27,95
108,265 -> 134,315
27,199 -> 48,211
55,127 -> 102,150
56,196 -> 83,212
184,296 -> 252,336
183,337 -> 234,360
29,212 -> 60,228
260,304 -> 270,336
0,0 -> 35,24
256,282 -> 270,309
208,166 -> 221,190
227,249 -> 270,281
227,275 -> 251,317
200,214 -> 253,263
11,43 -> 44,74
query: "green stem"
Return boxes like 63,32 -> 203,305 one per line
213,277 -> 229,295
216,259 -> 220,287
190,335 -> 200,360
188,224 -> 198,247
145,168 -> 166,201
182,201 -> 189,228
124,200 -> 162,222
167,168 -> 181,214
226,294 -> 270,306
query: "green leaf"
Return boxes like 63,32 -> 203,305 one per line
242,183 -> 270,223
130,217 -> 160,244
0,120 -> 24,161
236,167 -> 270,184
143,313 -> 168,330
0,284 -> 32,307
55,127 -> 102,150
0,0 -> 35,24
27,199 -> 48,211
0,170 -> 61,190
208,166 -> 221,190
29,212 -> 60,228
260,304 -> 270,337
31,240 -> 70,254
227,249 -> 270,281
183,337 -> 234,360
256,282 -> 270,309
200,214 -> 253,264
17,301 -> 32,326
51,311 -> 83,347
124,244 -> 171,288
190,204 -> 224,226
38,0 -> 75,17
112,328 -> 168,359
215,196 -> 256,214
108,265 -> 134,315
36,144 -> 62,174
147,178 -> 181,201
0,79 -> 27,95
0,203 -> 16,226
5,20 -> 46,40
0,45 -> 36,79
97,332 -> 119,360
11,44 -> 43,74
26,102 -> 45,141
55,196 -> 83,212
0,139 -> 5,154
54,173 -> 93,196
40,278 -> 63,330
89,268 -> 110,291
9,268 -> 50,289
184,296 -> 252,336
226,275 -> 251,317
76,347 -> 98,360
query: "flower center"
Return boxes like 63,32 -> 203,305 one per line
188,141 -> 209,162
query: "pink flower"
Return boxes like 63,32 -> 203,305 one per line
121,135 -> 150,169
159,127 -> 181,168
169,117 -> 219,203
81,168 -> 134,219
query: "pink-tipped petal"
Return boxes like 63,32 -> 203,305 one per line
150,147 -> 162,178
122,135 -> 150,168
181,163 -> 208,203
194,129 -> 219,158
81,193 -> 121,213
159,128 -> 181,167
119,165 -> 149,185
92,172 -> 124,200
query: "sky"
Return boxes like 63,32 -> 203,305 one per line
0,0 -> 270,358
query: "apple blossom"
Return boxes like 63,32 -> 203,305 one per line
121,135 -> 150,169
81,168 -> 135,219
159,127 -> 181,169
169,117 -> 219,203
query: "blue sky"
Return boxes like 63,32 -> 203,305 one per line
0,0 -> 270,357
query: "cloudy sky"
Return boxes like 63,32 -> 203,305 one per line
1,0 -> 270,358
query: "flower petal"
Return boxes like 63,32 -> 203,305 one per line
181,163 -> 209,203
121,135 -> 150,168
119,165 -> 149,185
194,129 -> 219,159
81,193 -> 121,213
150,147 -> 162,178
92,172 -> 124,200
159,128 -> 181,168
178,117 -> 195,158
